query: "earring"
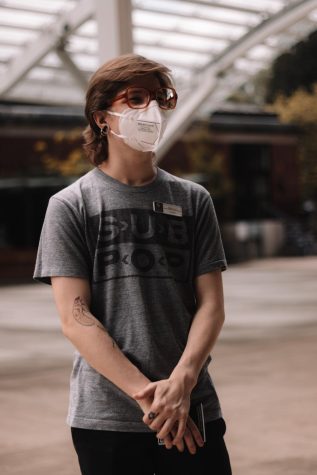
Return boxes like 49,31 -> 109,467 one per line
100,123 -> 109,138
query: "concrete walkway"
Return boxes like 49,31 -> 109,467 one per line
0,256 -> 316,474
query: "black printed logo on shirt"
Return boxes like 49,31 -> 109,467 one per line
89,208 -> 194,283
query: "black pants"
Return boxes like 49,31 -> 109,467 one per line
71,417 -> 232,475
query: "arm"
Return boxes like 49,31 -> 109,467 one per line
133,269 -> 225,443
53,275 -> 205,453
51,276 -> 151,398
169,269 -> 225,388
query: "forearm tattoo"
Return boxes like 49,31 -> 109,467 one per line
72,296 -> 116,348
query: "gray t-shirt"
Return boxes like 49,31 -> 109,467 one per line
33,165 -> 228,432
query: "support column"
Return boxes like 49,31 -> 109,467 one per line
94,0 -> 133,65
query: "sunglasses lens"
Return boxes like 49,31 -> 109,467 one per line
127,88 -> 150,108
157,88 -> 177,109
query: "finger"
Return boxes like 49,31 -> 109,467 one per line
171,426 -> 184,453
187,416 -> 205,447
133,382 -> 157,400
183,426 -> 197,455
143,403 -> 171,428
162,432 -> 173,450
156,417 -> 177,439
143,410 -> 165,429
171,416 -> 187,446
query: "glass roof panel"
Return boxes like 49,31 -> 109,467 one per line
0,26 -> 37,44
246,45 -> 274,61
309,9 -> 317,21
194,6 -> 259,25
133,28 -> 228,53
135,45 -> 209,68
25,67 -> 81,89
0,0 -> 315,108
26,67 -> 63,81
66,36 -> 98,55
134,0 -> 260,25
40,52 -> 64,69
75,20 -> 97,37
234,57 -> 265,73
0,9 -> 52,28
265,36 -> 280,48
0,44 -> 20,61
216,0 -> 286,14
71,53 -> 99,72
134,0 -> 203,16
133,10 -> 247,37
1,0 -> 76,14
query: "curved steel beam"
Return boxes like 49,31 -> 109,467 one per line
156,0 -> 317,159
0,0 -> 94,98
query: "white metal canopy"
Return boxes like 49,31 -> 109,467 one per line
0,0 -> 316,156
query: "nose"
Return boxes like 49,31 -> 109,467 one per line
144,99 -> 159,109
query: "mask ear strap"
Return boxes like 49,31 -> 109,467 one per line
110,129 -> 126,139
107,110 -> 123,118
106,110 -> 126,139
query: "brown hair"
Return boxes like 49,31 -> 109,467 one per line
82,53 -> 174,166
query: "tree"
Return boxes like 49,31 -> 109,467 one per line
266,30 -> 317,103
267,83 -> 317,203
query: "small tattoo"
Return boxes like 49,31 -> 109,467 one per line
73,296 -> 94,326
72,296 -> 117,348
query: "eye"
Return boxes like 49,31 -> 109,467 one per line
126,87 -> 149,107
129,93 -> 145,105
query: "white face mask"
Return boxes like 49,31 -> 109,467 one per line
107,101 -> 168,152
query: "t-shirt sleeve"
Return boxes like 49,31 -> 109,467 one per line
193,189 -> 228,276
33,196 -> 91,285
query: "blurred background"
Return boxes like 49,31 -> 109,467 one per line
0,1 -> 316,474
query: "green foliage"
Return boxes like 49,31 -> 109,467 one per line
182,123 -> 233,198
267,84 -> 317,200
266,30 -> 317,103
34,128 -> 93,176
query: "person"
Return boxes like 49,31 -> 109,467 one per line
33,53 -> 232,475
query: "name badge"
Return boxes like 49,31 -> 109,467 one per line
153,201 -> 183,217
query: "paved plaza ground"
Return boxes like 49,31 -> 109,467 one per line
0,256 -> 316,474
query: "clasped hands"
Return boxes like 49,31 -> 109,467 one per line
132,377 -> 204,455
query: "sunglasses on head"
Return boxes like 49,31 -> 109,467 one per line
110,86 -> 178,110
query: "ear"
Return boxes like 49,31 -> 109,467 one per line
93,110 -> 107,129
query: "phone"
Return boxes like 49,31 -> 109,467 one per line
157,402 -> 206,445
